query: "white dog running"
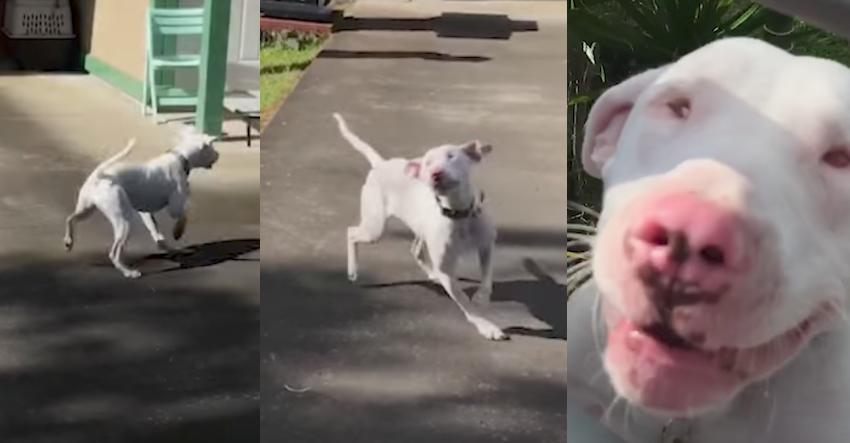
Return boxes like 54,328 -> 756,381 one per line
334,113 -> 506,340
569,37 -> 850,442
64,128 -> 219,278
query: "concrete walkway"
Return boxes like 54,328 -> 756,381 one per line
261,1 -> 566,442
0,74 -> 259,442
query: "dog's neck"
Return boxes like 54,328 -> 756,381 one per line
435,183 -> 482,219
169,150 -> 192,176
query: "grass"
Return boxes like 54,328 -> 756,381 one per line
260,34 -> 325,128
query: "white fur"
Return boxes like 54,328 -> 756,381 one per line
334,113 -> 505,340
64,129 -> 219,278
569,37 -> 850,442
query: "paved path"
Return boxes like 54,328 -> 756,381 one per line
0,75 -> 259,443
261,2 -> 566,442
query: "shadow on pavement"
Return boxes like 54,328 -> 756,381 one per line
359,257 -> 566,340
334,12 -> 539,40
144,238 -> 260,273
319,49 -> 491,62
0,255 -> 259,443
262,265 -> 566,443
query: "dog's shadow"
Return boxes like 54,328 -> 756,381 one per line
362,258 -> 566,340
142,238 -> 260,273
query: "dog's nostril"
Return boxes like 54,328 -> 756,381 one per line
637,221 -> 669,246
699,245 -> 725,266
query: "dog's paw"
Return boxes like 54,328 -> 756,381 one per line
470,316 -> 508,341
63,237 -> 73,251
156,239 -> 179,253
173,218 -> 187,240
348,271 -> 358,282
123,269 -> 142,279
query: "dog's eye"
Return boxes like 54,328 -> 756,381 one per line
822,148 -> 850,169
447,152 -> 455,160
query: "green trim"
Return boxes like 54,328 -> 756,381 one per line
154,0 -> 179,85
196,0 -> 231,136
84,55 -> 144,101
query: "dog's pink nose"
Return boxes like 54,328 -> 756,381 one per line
627,194 -> 748,289
431,171 -> 443,182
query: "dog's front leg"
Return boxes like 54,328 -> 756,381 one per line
167,191 -> 188,240
430,247 -> 506,340
140,212 -> 178,252
472,241 -> 494,305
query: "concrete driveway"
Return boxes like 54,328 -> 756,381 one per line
0,75 -> 259,442
261,1 -> 566,442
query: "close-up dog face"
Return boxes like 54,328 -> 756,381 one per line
405,141 -> 492,193
583,37 -> 850,417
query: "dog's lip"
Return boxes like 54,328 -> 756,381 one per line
431,178 -> 457,192
604,301 -> 837,415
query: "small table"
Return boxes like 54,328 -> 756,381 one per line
224,95 -> 260,147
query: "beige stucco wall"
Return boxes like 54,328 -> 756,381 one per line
86,0 -> 149,82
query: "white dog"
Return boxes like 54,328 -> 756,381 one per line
334,113 -> 506,340
64,128 -> 219,278
569,37 -> 850,442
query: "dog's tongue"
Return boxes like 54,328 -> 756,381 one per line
606,320 -> 741,414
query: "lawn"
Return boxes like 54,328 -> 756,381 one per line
260,34 -> 325,128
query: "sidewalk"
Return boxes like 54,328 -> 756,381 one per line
0,73 -> 259,443
261,1 -> 567,442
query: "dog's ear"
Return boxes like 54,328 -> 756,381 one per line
582,66 -> 667,178
462,140 -> 492,162
404,160 -> 422,178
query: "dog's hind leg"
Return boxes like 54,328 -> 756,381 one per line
99,188 -> 141,278
347,176 -> 385,282
64,194 -> 95,251
411,237 -> 439,282
140,212 -> 177,252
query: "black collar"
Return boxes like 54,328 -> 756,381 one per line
437,192 -> 484,220
169,150 -> 191,175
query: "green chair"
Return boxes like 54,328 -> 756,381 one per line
142,7 -> 204,117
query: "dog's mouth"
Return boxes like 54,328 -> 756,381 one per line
603,302 -> 837,417
431,177 -> 458,193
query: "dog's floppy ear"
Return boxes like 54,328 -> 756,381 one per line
462,140 -> 492,162
404,160 -> 422,178
582,66 -> 667,178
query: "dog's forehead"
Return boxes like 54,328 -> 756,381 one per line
424,144 -> 458,158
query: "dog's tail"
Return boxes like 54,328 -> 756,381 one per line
92,138 -> 136,178
333,113 -> 383,167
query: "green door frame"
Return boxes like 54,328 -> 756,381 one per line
197,0 -> 231,136
152,0 -> 231,136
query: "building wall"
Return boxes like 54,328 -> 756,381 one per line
86,0 -> 148,83
77,0 -> 252,101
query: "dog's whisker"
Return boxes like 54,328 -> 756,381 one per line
567,223 -> 598,233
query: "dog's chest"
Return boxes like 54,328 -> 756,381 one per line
118,172 -> 179,212
444,216 -> 491,249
